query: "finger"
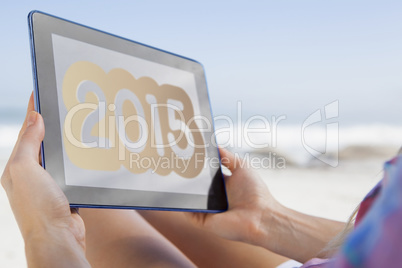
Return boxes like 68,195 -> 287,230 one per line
3,93 -> 38,184
13,111 -> 45,163
1,109 -> 43,193
218,148 -> 241,173
8,93 -> 36,161
18,92 -> 36,138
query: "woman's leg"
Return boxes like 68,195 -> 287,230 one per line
138,210 -> 290,268
81,208 -> 289,268
80,208 -> 195,267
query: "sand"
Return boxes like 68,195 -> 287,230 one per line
0,154 -> 389,267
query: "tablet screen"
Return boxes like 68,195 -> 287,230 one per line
28,11 -> 227,212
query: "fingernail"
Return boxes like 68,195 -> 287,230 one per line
27,111 -> 37,127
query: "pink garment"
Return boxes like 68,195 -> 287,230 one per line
300,155 -> 402,268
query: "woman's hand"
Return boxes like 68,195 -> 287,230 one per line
188,148 -> 346,263
1,93 -> 90,267
188,148 -> 282,244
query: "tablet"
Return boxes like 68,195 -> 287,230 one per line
28,11 -> 227,212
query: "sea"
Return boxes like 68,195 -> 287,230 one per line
1,106 -> 401,169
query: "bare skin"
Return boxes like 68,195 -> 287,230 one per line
2,93 -> 345,267
1,94 -> 89,268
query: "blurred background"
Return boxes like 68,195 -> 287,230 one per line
1,1 -> 402,266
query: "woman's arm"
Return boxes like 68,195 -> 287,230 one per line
24,228 -> 89,268
3,94 -> 195,268
253,202 -> 345,263
189,148 -> 345,263
1,94 -> 90,268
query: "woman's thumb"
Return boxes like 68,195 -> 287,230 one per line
17,111 -> 45,161
26,111 -> 38,127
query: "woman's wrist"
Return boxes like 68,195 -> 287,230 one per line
247,201 -> 289,252
248,201 -> 346,263
24,226 -> 90,268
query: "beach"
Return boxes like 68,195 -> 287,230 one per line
0,121 -> 401,266
0,143 -> 395,267
2,2 -> 402,266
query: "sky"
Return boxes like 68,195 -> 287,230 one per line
1,1 -> 402,126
